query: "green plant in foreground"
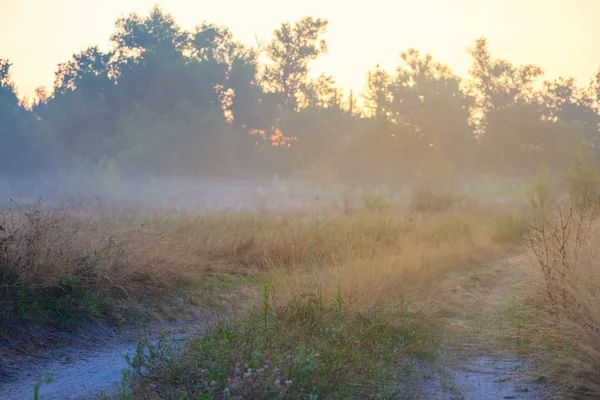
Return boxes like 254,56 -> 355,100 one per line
5,271 -> 112,329
126,293 -> 439,399
33,375 -> 53,400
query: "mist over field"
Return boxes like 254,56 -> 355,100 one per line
2,5 -> 600,207
3,4 -> 600,400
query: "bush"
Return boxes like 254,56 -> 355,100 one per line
526,203 -> 600,396
0,203 -> 118,327
526,163 -> 550,217
565,147 -> 600,212
410,140 -> 460,212
361,185 -> 392,213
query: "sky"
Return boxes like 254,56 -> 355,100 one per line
2,0 -> 600,100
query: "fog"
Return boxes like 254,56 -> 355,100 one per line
1,6 -> 599,214
1,175 -> 348,213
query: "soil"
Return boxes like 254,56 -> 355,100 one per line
0,255 -> 550,399
0,318 -> 210,400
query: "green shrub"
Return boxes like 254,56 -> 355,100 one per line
565,147 -> 600,212
411,140 -> 460,212
361,185 -> 392,213
527,163 -> 550,216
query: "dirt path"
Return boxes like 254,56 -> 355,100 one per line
1,255 -> 547,399
406,254 -> 548,399
0,319 -> 208,400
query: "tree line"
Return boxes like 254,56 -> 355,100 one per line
2,5 -> 600,188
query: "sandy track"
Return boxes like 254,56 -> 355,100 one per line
0,320 -> 207,400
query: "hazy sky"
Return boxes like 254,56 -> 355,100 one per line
2,0 -> 599,100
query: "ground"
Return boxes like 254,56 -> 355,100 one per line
0,253 -> 551,400
407,255 -> 548,399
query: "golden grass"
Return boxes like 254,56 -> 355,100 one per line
268,213 -> 507,311
0,201 -> 529,326
525,203 -> 600,396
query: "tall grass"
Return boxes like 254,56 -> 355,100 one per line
119,202 -> 530,399
269,212 -> 517,311
526,203 -> 600,396
0,197 -> 536,398
0,200 -> 529,329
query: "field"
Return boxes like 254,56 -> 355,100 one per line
1,177 -> 599,399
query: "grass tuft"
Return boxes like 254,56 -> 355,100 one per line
126,292 -> 439,399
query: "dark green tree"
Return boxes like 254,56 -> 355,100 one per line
0,60 -> 50,176
263,17 -> 329,112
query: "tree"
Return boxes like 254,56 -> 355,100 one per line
53,46 -> 113,95
263,17 -> 329,112
109,6 -> 211,116
468,38 -> 550,174
541,77 -> 598,159
110,5 -> 188,62
0,60 -> 49,176
364,65 -> 392,119
387,49 -> 475,164
41,47 -> 116,162
301,74 -> 342,109
363,51 -> 475,171
227,44 -> 265,131
189,23 -> 268,132
585,70 -> 600,149
468,37 -> 542,115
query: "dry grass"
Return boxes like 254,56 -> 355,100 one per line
0,198 -> 536,398
0,200 -> 529,329
525,203 -> 600,397
119,202 -> 531,399
268,212 -> 512,311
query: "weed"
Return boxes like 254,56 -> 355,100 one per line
33,375 -> 53,400
564,147 -> 600,212
0,199 -> 529,335
525,200 -> 600,396
362,185 -> 393,213
527,163 -> 550,217
127,293 -> 439,399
